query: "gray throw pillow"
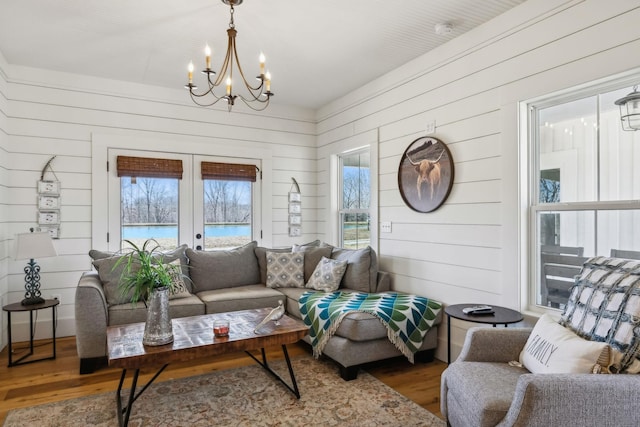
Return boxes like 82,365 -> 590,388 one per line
90,244 -> 190,306
186,241 -> 260,292
292,245 -> 333,282
306,256 -> 348,292
266,251 -> 305,288
330,246 -> 378,293
92,255 -> 138,306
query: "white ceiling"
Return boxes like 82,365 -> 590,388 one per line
0,0 -> 527,110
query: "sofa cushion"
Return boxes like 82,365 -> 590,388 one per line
292,245 -> 333,281
520,314 -> 611,374
186,241 -> 260,292
197,285 -> 284,314
266,251 -> 305,288
90,244 -> 190,306
306,257 -> 348,292
560,256 -> 640,373
92,255 -> 138,306
108,295 -> 205,326
331,246 -> 378,293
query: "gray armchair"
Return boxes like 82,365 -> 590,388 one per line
441,327 -> 640,427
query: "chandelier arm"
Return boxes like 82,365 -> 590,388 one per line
237,95 -> 271,111
189,90 -> 225,107
231,41 -> 264,93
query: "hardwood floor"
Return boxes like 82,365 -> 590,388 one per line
0,336 -> 446,423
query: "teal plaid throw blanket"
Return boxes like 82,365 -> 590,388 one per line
299,291 -> 442,363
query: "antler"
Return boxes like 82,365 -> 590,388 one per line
406,149 -> 445,165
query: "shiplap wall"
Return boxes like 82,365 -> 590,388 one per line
316,0 -> 640,361
0,51 -> 9,342
1,63 -> 317,344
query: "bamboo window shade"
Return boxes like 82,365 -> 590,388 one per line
201,162 -> 257,182
117,156 -> 183,179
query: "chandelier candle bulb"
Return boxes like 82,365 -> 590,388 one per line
188,61 -> 194,84
265,71 -> 271,92
205,44 -> 211,69
226,77 -> 232,96
259,52 -> 265,75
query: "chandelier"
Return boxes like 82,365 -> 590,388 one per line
614,85 -> 640,131
185,0 -> 273,112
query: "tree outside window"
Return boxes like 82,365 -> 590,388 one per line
339,149 -> 370,249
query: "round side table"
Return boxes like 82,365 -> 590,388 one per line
3,299 -> 59,367
445,303 -> 523,364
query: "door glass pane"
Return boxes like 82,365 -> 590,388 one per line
121,177 -> 179,250
203,179 -> 252,249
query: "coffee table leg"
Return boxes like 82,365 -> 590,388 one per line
245,345 -> 301,399
116,365 -> 168,427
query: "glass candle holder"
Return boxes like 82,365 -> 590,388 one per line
213,319 -> 230,337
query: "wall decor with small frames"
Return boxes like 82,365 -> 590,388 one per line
288,178 -> 302,237
37,156 -> 61,239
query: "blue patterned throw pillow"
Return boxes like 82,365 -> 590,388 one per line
266,251 -> 305,288
306,256 -> 348,292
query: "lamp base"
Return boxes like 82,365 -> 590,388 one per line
21,296 -> 45,306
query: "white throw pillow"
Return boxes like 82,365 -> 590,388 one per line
519,314 -> 611,374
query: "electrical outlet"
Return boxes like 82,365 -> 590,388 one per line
381,221 -> 392,233
52,294 -> 61,303
425,120 -> 436,135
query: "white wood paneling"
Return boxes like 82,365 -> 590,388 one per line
318,0 -> 640,361
3,66 -> 319,342
0,52 -> 9,349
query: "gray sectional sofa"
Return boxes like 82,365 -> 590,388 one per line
75,241 -> 441,379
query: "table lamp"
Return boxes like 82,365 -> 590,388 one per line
14,228 -> 57,305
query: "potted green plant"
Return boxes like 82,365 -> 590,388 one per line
116,239 -> 183,346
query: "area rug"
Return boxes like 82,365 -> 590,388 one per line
3,356 -> 444,427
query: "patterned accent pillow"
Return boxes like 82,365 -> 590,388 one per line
520,314 -> 611,374
266,251 -> 305,288
167,259 -> 192,300
306,256 -> 348,292
559,256 -> 640,373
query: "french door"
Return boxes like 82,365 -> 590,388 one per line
106,149 -> 261,252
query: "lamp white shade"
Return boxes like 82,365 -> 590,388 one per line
14,231 -> 57,261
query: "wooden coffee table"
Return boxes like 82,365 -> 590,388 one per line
107,308 -> 308,427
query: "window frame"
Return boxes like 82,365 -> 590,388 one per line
524,73 -> 640,314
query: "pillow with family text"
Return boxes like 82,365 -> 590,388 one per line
519,314 -> 611,374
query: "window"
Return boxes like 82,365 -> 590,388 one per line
106,150 -> 261,252
200,161 -> 256,249
338,149 -> 370,249
117,156 -> 182,250
528,78 -> 640,311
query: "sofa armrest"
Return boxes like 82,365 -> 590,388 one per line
375,271 -> 390,293
503,373 -> 640,427
458,327 -> 532,363
75,272 -> 109,360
